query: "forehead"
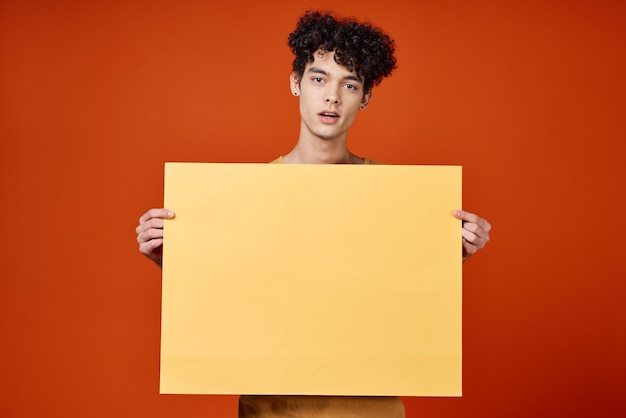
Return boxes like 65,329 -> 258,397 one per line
305,50 -> 362,80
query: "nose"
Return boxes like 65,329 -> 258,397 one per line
324,86 -> 340,105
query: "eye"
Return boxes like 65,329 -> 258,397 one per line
312,77 -> 324,84
344,83 -> 359,91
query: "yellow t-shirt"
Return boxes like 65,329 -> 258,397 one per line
270,156 -> 379,165
239,155 -> 404,418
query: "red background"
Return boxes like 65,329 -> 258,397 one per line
1,0 -> 625,417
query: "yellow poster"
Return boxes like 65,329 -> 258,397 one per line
160,163 -> 462,396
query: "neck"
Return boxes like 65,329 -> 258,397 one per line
283,132 -> 363,165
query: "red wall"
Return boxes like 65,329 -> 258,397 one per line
1,0 -> 625,417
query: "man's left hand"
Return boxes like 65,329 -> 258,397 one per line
453,210 -> 492,262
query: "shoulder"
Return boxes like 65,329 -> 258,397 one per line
363,158 -> 383,165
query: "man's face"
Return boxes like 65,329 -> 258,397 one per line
291,50 -> 371,142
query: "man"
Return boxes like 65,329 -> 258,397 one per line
136,11 -> 491,418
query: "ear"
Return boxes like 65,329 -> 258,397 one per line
360,90 -> 372,110
290,72 -> 301,96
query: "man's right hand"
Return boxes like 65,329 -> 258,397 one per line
136,208 -> 175,268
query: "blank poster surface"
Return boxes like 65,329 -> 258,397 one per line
160,162 -> 462,396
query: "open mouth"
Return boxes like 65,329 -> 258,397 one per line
319,111 -> 339,119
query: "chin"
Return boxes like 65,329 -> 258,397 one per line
313,129 -> 342,141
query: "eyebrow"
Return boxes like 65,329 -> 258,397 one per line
307,67 -> 363,84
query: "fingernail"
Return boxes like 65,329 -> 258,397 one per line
167,211 -> 174,218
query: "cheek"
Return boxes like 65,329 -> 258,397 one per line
345,92 -> 364,107
342,107 -> 360,126
344,97 -> 363,115
299,96 -> 311,112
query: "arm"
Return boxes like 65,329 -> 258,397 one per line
135,208 -> 175,268
452,210 -> 491,262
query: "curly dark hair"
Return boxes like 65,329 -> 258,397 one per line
288,11 -> 397,93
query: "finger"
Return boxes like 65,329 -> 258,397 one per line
463,222 -> 489,248
139,238 -> 163,257
135,217 -> 165,236
137,226 -> 164,244
453,210 -> 491,232
462,221 -> 481,234
462,228 -> 487,250
139,208 -> 175,224
462,221 -> 491,243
